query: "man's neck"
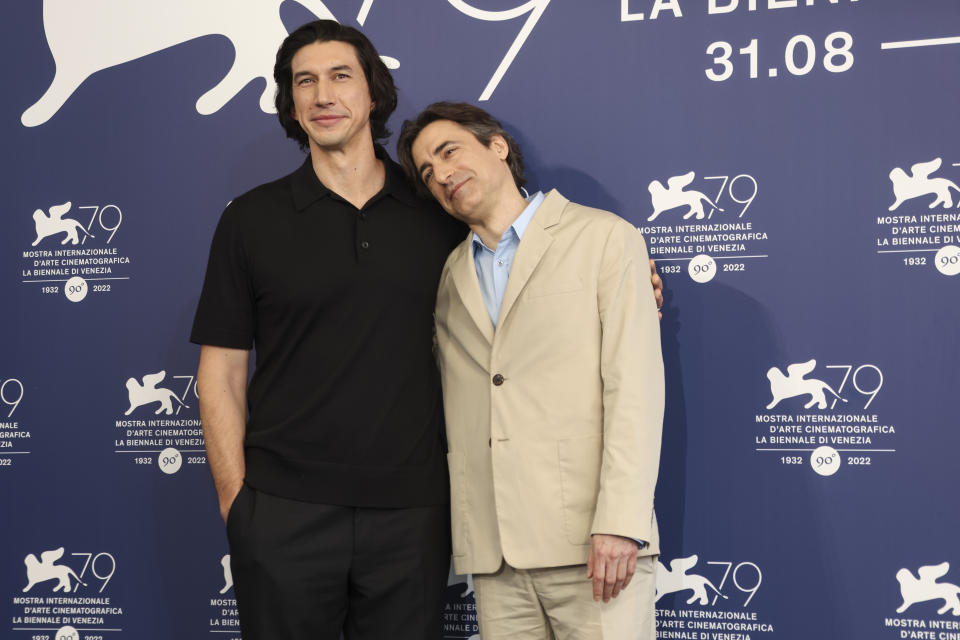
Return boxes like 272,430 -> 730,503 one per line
309,138 -> 385,210
470,188 -> 530,250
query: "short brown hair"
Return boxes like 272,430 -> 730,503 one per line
274,20 -> 398,150
397,102 -> 527,197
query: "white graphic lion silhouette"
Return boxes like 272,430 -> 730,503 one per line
220,554 -> 233,594
655,554 -> 726,606
765,359 -> 846,410
31,201 -> 94,246
889,158 -> 960,211
22,0 -> 398,127
23,547 -> 86,593
647,171 -> 723,222
896,562 -> 960,616
125,370 -> 189,416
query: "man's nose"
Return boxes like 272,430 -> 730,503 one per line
312,80 -> 335,106
434,161 -> 454,185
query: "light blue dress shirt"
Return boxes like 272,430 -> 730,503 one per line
471,190 -> 644,549
472,191 -> 544,328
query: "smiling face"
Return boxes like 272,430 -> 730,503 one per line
410,119 -> 515,224
289,40 -> 374,155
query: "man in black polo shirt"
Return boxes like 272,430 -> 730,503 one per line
191,21 -> 463,640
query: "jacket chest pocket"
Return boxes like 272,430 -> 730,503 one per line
526,275 -> 583,299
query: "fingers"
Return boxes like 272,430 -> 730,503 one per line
593,552 -> 623,602
603,558 -> 627,602
592,554 -> 605,602
590,535 -> 639,602
623,552 -> 637,590
603,559 -> 617,601
649,258 -> 664,315
602,556 -> 631,601
616,553 -> 628,586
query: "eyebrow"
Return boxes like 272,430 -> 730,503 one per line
293,64 -> 354,80
417,141 -> 454,176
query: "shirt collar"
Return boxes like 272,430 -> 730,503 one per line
291,144 -> 420,212
380,146 -> 421,208
473,191 -> 545,253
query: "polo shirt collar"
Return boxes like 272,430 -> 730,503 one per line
291,144 -> 420,211
380,145 -> 421,208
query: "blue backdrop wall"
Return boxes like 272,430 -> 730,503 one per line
2,1 -> 959,639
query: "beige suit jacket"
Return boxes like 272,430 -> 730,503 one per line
436,189 -> 664,575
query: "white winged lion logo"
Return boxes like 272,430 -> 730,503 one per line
765,359 -> 846,411
647,171 -> 723,222
22,0 -> 399,127
655,555 -> 726,606
889,158 -> 960,211
23,547 -> 86,593
896,562 -> 960,616
124,371 -> 189,416
31,201 -> 94,246
220,554 -> 233,594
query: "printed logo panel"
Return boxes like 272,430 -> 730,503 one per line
114,369 -> 204,474
876,157 -> 960,277
639,170 -> 768,284
21,0 -> 553,126
10,547 -> 125,638
655,554 -> 774,640
21,201 -> 133,303
754,358 -> 893,476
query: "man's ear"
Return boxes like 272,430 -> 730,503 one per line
490,134 -> 509,160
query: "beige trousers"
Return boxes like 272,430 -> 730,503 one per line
472,556 -> 656,640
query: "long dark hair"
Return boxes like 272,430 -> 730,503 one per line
274,20 -> 398,149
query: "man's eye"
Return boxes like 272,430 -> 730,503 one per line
334,73 -> 350,80
298,78 -> 313,85
423,170 -> 433,183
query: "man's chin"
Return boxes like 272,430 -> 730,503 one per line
309,136 -> 346,151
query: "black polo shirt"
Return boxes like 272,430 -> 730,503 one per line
191,147 -> 465,507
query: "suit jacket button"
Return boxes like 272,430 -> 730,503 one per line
492,374 -> 504,386
488,438 -> 492,447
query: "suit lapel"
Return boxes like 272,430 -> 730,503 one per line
448,240 -> 495,344
497,190 -> 567,330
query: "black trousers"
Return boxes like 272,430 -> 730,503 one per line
226,484 -> 451,640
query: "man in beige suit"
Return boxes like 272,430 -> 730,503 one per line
398,102 -> 664,639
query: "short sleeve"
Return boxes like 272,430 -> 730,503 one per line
190,204 -> 255,349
